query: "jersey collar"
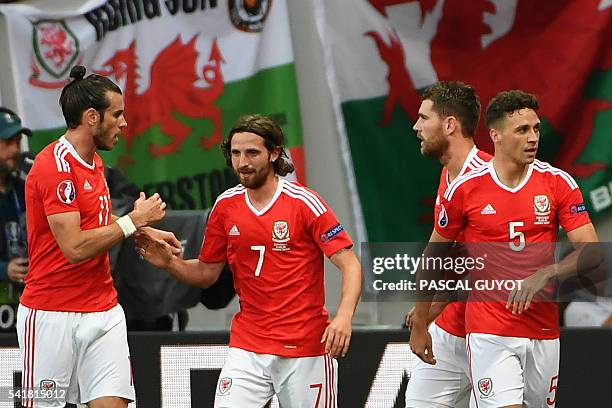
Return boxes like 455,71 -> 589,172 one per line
488,160 -> 534,193
446,145 -> 479,185
244,177 -> 284,216
59,136 -> 95,170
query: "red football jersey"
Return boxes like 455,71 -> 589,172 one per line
435,160 -> 590,339
21,137 -> 117,312
199,179 -> 353,357
433,147 -> 491,338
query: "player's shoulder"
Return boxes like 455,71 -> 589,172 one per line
280,180 -> 329,217
211,184 -> 246,212
531,159 -> 579,190
445,162 -> 491,201
29,139 -> 63,173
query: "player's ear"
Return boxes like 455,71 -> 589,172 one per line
85,108 -> 99,127
489,128 -> 500,143
445,116 -> 458,135
270,147 -> 280,163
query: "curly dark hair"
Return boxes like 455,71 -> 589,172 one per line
221,114 -> 295,176
59,65 -> 122,129
485,90 -> 539,129
421,81 -> 481,137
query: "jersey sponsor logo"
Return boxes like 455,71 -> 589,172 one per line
534,195 -> 551,215
480,203 -> 497,215
217,377 -> 232,395
477,377 -> 493,398
570,203 -> 587,214
534,194 -> 551,224
438,205 -> 448,228
84,179 -> 93,190
56,180 -> 76,204
229,225 -> 240,236
320,223 -> 344,242
272,221 -> 290,243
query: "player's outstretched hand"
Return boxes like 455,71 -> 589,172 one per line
130,192 -> 166,228
506,269 -> 550,315
134,235 -> 175,269
321,313 -> 352,358
137,227 -> 182,256
409,320 -> 436,365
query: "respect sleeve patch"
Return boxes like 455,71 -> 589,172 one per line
320,224 -> 344,242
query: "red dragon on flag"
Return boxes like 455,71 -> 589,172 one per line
97,36 -> 225,167
366,0 -> 612,178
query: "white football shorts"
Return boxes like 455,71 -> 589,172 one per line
467,333 -> 559,408
16,304 -> 135,407
214,347 -> 337,408
405,322 -> 470,408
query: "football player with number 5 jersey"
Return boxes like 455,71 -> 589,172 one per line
412,90 -> 599,408
138,114 -> 363,407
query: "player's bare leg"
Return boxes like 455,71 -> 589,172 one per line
87,396 -> 129,408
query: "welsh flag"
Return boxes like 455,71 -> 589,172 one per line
0,0 -> 304,209
315,0 -> 612,241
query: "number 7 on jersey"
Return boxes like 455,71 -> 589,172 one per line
250,245 -> 266,276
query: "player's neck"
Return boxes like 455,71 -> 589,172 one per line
246,174 -> 279,210
64,129 -> 96,165
442,139 -> 475,183
491,157 -> 530,188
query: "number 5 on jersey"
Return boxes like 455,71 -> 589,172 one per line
250,245 -> 265,276
509,221 -> 525,252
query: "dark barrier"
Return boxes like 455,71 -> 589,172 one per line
0,328 -> 610,407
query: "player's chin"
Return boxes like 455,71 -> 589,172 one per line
523,151 -> 537,163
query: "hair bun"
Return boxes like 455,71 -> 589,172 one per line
69,65 -> 86,81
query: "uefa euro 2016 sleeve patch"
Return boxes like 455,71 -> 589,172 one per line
56,180 -> 76,204
438,204 -> 448,228
320,224 -> 344,242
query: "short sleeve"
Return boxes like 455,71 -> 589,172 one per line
306,194 -> 353,258
556,175 -> 591,232
36,167 -> 80,216
199,204 -> 228,263
434,186 -> 466,241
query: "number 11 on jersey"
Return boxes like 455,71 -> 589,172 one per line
250,245 -> 266,276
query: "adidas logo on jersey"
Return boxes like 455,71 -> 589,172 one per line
229,225 -> 240,236
84,179 -> 93,190
480,204 -> 496,215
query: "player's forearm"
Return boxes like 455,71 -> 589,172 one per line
335,263 -> 362,319
61,223 -> 126,263
165,258 -> 222,289
414,242 -> 452,320
540,242 -> 602,283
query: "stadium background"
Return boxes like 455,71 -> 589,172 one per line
0,0 -> 610,406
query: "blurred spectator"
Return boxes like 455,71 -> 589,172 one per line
0,107 -> 30,331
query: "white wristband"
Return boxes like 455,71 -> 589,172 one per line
116,215 -> 137,238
